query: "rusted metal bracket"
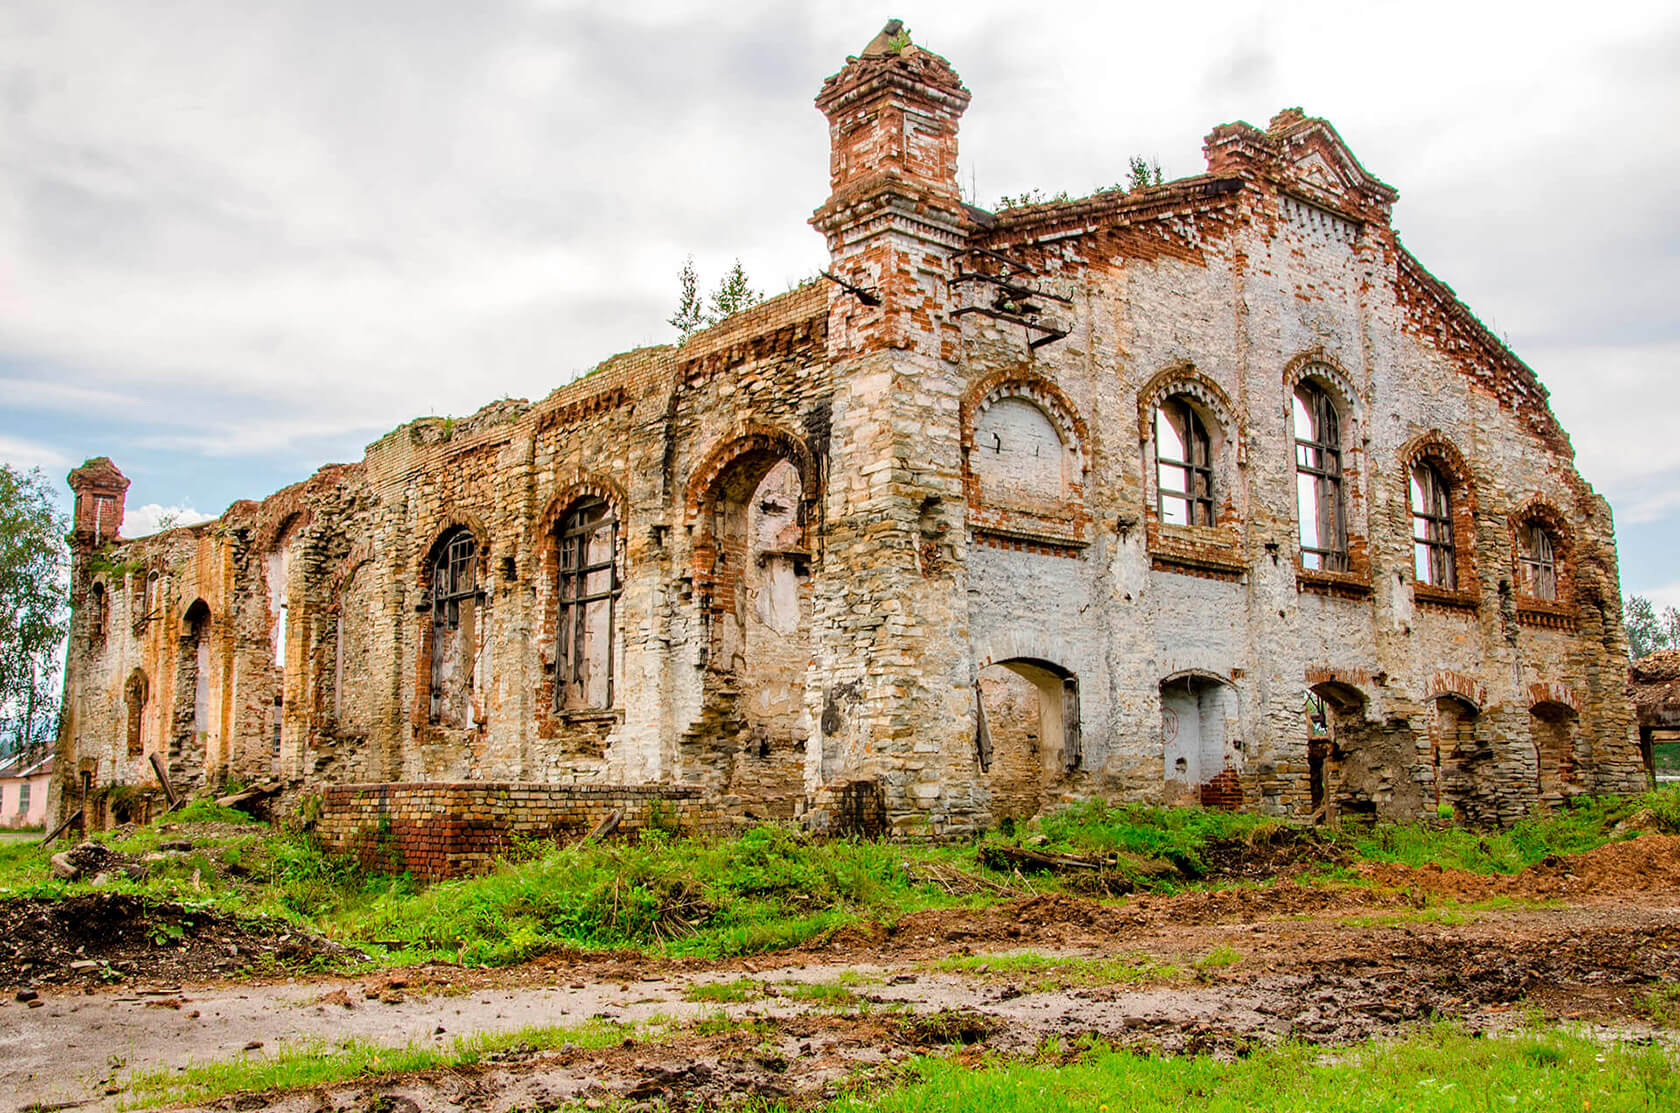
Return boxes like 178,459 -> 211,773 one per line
951,245 -> 1070,351
820,270 -> 882,307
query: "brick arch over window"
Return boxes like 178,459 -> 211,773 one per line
961,368 -> 1088,467
1137,364 -> 1238,442
538,476 -> 629,542
685,426 -> 818,584
1402,431 -> 1479,599
1509,495 -> 1574,618
961,368 -> 1090,548
1423,668 -> 1486,713
1282,352 -> 1363,424
686,427 -> 817,518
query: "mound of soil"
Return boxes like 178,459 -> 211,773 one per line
0,894 -> 362,989
1360,833 -> 1680,900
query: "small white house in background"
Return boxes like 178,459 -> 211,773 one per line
0,754 -> 53,829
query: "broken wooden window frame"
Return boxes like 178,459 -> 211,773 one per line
555,498 -> 620,711
429,529 -> 481,725
1517,520 -> 1558,601
1410,462 -> 1455,589
1293,381 -> 1348,572
1154,396 -> 1214,527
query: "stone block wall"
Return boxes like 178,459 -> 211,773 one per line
315,782 -> 720,879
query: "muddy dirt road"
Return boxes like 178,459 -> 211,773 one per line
4,838 -> 1679,1112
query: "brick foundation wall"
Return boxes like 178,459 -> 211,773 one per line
316,782 -> 721,879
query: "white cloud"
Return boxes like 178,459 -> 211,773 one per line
0,435 -> 70,473
0,0 -> 1675,582
123,503 -> 215,539
1641,582 -> 1680,612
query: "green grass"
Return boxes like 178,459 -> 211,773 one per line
1028,798 -> 1286,879
5,784 -> 1676,973
1192,944 -> 1242,970
685,977 -> 764,1003
778,978 -> 862,1007
337,825 -> 997,963
775,1024 -> 1679,1113
1345,785 -> 1680,874
120,1018 -> 642,1109
931,951 -> 1180,990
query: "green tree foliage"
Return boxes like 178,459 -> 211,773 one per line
668,255 -> 706,343
1625,593 -> 1680,659
707,258 -> 761,323
1128,154 -> 1164,191
669,257 -> 764,343
0,465 -> 68,757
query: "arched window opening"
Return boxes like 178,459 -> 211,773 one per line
556,499 -> 619,710
267,519 -> 303,668
186,604 -> 210,734
89,583 -> 107,641
1293,382 -> 1346,571
1410,462 -> 1455,589
430,530 -> 482,727
1518,521 -> 1558,600
1154,397 -> 1213,527
124,670 -> 148,757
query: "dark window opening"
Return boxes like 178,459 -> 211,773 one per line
125,671 -> 148,757
1410,462 -> 1455,589
89,583 -> 107,641
556,499 -> 619,710
1293,382 -> 1347,571
1154,397 -> 1213,527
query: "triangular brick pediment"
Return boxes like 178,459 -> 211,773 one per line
1268,110 -> 1398,211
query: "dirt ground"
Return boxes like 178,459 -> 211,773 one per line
3,836 -> 1678,1112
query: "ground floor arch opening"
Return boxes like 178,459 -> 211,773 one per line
1161,673 -> 1241,808
976,657 -> 1079,825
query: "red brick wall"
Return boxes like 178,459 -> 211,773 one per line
316,782 -> 721,879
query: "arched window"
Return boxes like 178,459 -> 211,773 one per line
1293,381 -> 1346,571
1410,462 -> 1455,589
555,499 -> 619,710
125,669 -> 148,756
1517,520 -> 1558,600
429,529 -> 481,726
89,583 -> 107,642
1154,397 -> 1213,526
972,397 -> 1067,504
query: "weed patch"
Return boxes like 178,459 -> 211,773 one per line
931,950 -> 1179,990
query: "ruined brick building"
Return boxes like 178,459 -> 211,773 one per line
51,24 -> 1647,849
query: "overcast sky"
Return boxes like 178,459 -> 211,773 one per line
1,1 -> 1676,600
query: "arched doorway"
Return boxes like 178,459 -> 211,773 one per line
1160,673 -> 1241,808
689,441 -> 814,818
976,658 -> 1079,824
1301,681 -> 1367,817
